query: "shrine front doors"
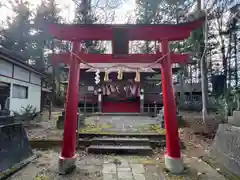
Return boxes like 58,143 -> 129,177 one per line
102,98 -> 140,113
101,82 -> 140,113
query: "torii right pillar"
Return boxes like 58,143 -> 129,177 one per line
161,40 -> 184,173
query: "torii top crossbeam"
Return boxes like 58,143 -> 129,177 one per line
48,17 -> 204,41
48,17 -> 204,66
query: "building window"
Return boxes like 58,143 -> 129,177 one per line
12,84 -> 28,99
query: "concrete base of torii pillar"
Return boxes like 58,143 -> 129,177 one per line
58,155 -> 78,175
165,155 -> 184,173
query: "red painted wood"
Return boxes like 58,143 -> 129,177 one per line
60,42 -> 80,158
160,41 -> 181,158
50,53 -> 189,65
102,99 -> 140,113
47,17 -> 204,41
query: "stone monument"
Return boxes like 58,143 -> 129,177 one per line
228,89 -> 240,126
157,107 -> 164,128
208,89 -> 240,177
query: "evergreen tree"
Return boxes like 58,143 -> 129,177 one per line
74,0 -> 105,53
135,0 -> 194,53
0,0 -> 32,60
33,0 -> 65,106
135,0 -> 195,107
135,0 -> 164,53
33,0 -> 62,71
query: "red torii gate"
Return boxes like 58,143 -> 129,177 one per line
47,17 -> 204,175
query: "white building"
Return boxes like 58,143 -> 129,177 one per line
0,48 -> 43,114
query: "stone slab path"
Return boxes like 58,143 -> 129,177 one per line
7,150 -> 226,180
102,159 -> 164,180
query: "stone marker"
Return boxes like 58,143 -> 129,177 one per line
56,115 -> 65,129
57,113 -> 84,129
78,114 -> 85,129
157,107 -> 164,128
228,111 -> 240,127
209,123 -> 240,176
0,115 -> 14,126
157,106 -> 181,129
0,123 -> 34,178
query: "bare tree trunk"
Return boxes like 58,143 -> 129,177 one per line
234,32 -> 238,87
209,49 -> 213,76
176,7 -> 185,107
219,37 -> 228,92
49,40 -> 56,120
201,48 -> 208,124
227,32 -> 232,88
189,65 -> 193,101
179,68 -> 185,106
198,0 -> 208,124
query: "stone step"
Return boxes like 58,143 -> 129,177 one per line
84,112 -> 152,116
88,145 -> 153,155
90,137 -> 150,146
78,132 -> 165,141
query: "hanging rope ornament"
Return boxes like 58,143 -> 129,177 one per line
117,68 -> 123,80
104,70 -> 109,81
95,69 -> 100,84
134,69 -> 140,82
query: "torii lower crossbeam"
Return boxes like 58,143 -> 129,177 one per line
50,53 -> 189,65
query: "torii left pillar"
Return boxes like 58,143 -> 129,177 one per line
160,40 -> 184,173
59,42 -> 80,174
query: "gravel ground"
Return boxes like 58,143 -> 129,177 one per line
7,150 -> 226,180
10,110 -> 226,180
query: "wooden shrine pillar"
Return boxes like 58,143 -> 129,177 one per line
160,40 -> 183,173
140,89 -> 144,113
98,88 -> 102,112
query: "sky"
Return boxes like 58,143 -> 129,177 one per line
0,0 -> 136,25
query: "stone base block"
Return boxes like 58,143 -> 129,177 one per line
56,116 -> 64,129
165,154 -> 184,174
230,111 -> 240,127
58,154 -> 78,175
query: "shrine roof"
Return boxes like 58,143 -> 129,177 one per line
47,17 -> 205,41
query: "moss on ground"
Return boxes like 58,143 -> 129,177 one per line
0,166 -> 19,179
148,124 -> 166,135
79,124 -> 113,134
79,123 -> 166,135
33,175 -> 49,180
